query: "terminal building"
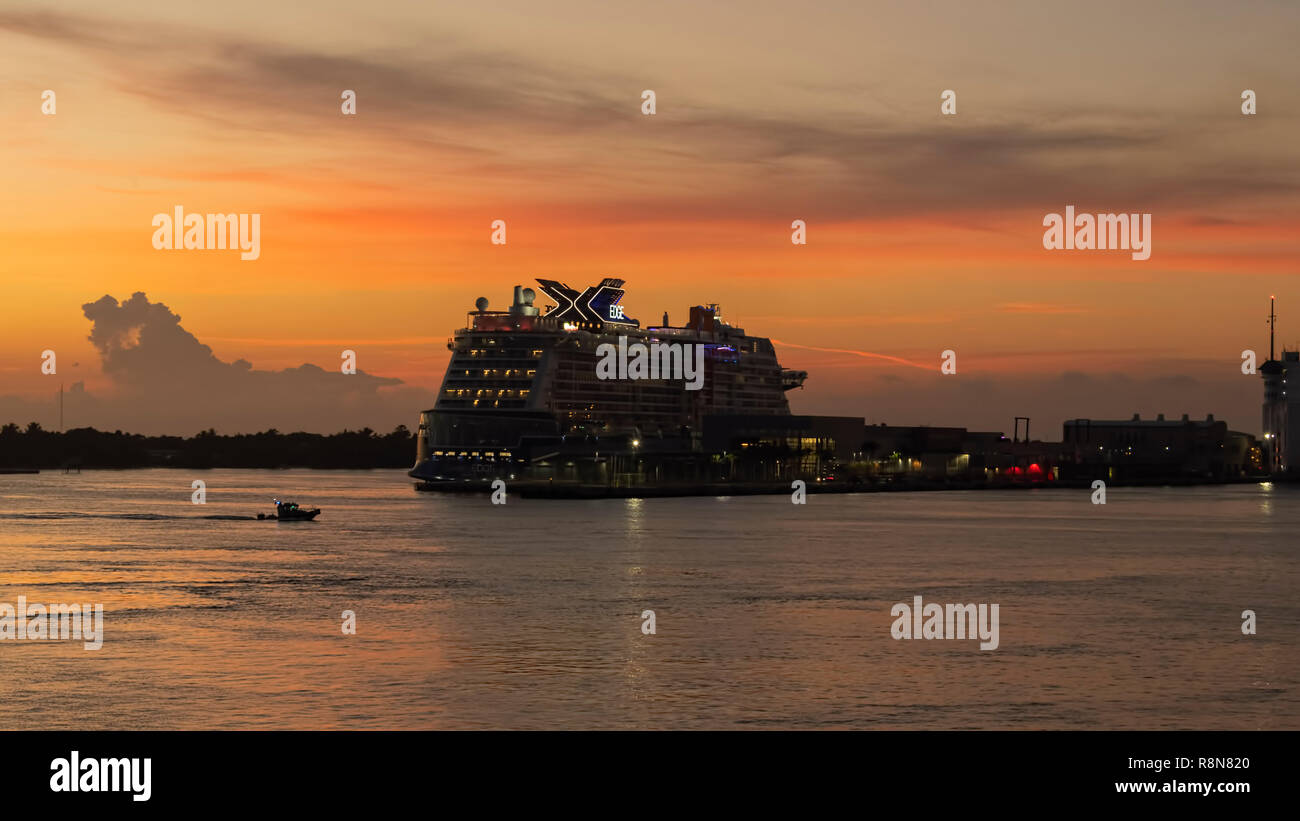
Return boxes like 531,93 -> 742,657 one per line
1061,414 -> 1261,481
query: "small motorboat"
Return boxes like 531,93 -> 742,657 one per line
259,499 -> 321,521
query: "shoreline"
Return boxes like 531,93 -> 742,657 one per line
5,466 -> 1283,498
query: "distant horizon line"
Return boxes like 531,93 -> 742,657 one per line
0,411 -> 1252,443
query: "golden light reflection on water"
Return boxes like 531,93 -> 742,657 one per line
0,470 -> 1296,729
1257,482 -> 1274,516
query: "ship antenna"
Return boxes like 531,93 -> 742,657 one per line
1269,295 -> 1276,360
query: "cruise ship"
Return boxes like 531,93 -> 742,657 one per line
409,278 -> 812,490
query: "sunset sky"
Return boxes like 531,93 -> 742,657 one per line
2,0 -> 1297,435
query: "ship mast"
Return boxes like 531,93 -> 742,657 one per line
1269,295 -> 1276,361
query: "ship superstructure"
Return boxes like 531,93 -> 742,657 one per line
410,278 -> 806,485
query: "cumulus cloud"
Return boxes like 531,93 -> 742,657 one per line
0,292 -> 434,435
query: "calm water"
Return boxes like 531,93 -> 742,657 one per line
0,469 -> 1295,729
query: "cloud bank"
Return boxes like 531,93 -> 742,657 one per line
0,293 -> 435,435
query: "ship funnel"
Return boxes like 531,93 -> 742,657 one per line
509,284 -> 539,316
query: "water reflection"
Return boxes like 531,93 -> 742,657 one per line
0,470 -> 1295,729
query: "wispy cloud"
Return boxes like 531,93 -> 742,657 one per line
5,8 -> 1296,224
770,339 -> 931,370
998,303 -> 1087,315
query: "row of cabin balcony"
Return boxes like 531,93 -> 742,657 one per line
437,399 -> 528,408
449,367 -> 536,379
444,388 -> 531,398
462,348 -> 545,358
431,450 -> 514,459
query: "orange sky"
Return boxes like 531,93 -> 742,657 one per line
2,1 -> 1297,434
